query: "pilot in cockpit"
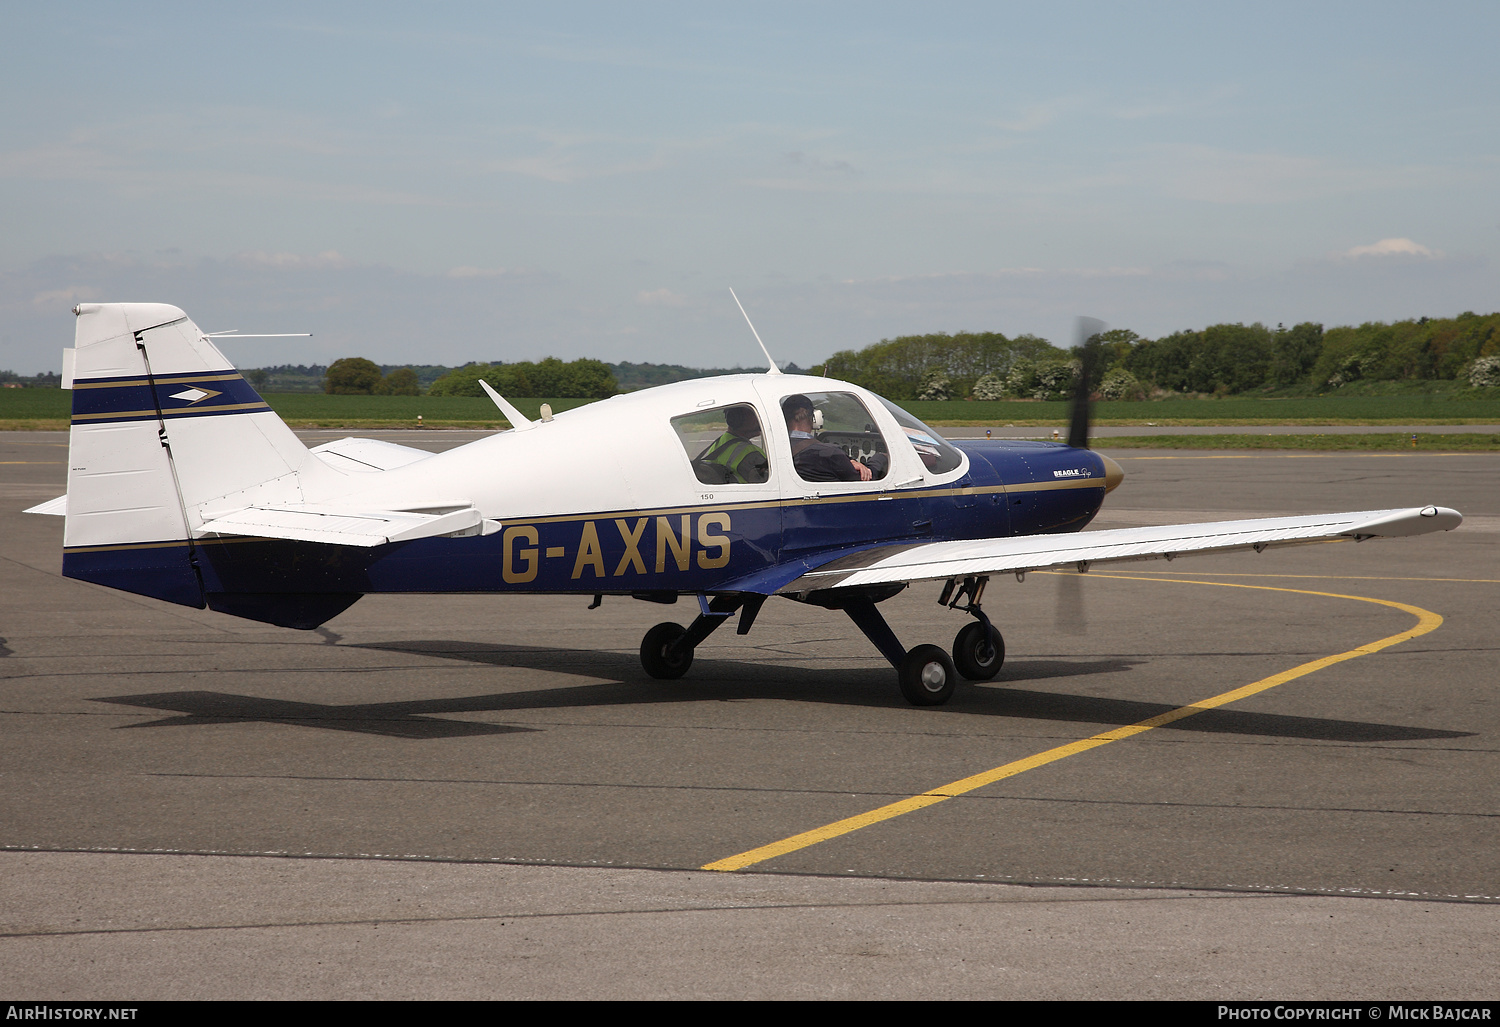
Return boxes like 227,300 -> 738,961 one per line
782,394 -> 879,482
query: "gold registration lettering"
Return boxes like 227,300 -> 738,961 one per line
614,517 -> 648,575
656,514 -> 691,572
696,512 -> 731,569
502,525 -> 539,583
572,521 -> 606,579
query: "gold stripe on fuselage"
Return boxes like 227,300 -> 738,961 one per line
61,478 -> 1105,554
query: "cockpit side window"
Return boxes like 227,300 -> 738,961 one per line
779,391 -> 891,483
670,403 -> 771,485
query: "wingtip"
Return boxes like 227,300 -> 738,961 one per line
1422,506 -> 1463,531
1348,506 -> 1463,537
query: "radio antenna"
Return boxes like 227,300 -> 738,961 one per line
206,331 -> 313,338
729,288 -> 782,375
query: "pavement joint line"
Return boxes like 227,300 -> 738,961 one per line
0,897 -> 1050,941
0,889 -> 1359,943
122,772 -> 1500,816
700,577 -> 1445,873
3,844 -> 1494,904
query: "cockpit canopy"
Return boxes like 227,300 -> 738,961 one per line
668,384 -> 964,488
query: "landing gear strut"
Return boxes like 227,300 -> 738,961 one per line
636,584 -> 1001,709
638,594 -> 762,680
940,576 -> 1005,681
840,595 -> 959,706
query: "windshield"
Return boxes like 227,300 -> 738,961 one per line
875,397 -> 965,475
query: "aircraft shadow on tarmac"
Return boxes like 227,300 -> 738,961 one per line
93,691 -> 541,740
89,638 -> 1472,745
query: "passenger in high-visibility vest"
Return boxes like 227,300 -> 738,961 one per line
702,405 -> 769,483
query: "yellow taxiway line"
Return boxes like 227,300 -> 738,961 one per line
702,575 -> 1443,873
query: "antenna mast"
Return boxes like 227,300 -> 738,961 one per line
729,288 -> 783,375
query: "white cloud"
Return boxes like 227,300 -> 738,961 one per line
30,286 -> 98,308
1145,145 -> 1449,205
1340,237 -> 1441,259
233,250 -> 350,269
636,288 -> 686,307
447,266 -> 514,279
988,96 -> 1087,133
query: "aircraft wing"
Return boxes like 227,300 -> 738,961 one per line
782,507 -> 1463,593
194,503 -> 499,547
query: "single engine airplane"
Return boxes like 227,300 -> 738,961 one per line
27,302 -> 1463,705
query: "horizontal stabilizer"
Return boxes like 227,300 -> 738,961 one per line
25,495 -> 68,516
195,503 -> 500,547
787,507 -> 1463,592
310,436 -> 435,473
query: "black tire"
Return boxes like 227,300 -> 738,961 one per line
641,621 -> 693,679
898,644 -> 957,706
952,621 -> 1005,681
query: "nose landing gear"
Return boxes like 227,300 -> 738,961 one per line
940,576 -> 1005,681
841,579 -> 1002,707
952,620 -> 1005,681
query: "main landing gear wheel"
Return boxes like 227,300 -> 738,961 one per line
640,622 -> 693,679
952,621 -> 1005,681
898,644 -> 957,706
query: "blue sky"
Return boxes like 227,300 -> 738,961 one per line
2,2 -> 1496,373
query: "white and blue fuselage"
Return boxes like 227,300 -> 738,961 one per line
53,303 -> 1119,629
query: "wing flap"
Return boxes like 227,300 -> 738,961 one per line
786,507 -> 1462,592
195,503 -> 498,547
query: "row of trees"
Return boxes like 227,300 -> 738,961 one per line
323,358 -> 421,395
822,331 -> 1064,400
298,311 -> 1500,401
0,370 -> 62,388
427,357 -> 617,398
817,312 -> 1500,400
255,359 -> 779,395
318,357 -> 619,398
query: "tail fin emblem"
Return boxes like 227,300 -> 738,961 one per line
169,387 -> 220,404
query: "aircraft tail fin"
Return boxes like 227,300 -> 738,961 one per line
61,302 -> 320,607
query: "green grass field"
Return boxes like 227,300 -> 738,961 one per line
903,395 -> 1500,425
5,389 -> 1500,436
260,393 -> 597,427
